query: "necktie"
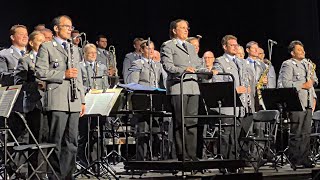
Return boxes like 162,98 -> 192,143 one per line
20,50 -> 25,56
62,42 -> 68,52
182,42 -> 188,52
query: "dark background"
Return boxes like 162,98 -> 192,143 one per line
0,0 -> 319,80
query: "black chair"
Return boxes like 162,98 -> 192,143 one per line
239,110 -> 279,172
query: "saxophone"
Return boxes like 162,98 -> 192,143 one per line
256,60 -> 271,109
306,59 -> 316,81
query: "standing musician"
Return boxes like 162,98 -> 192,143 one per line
123,37 -> 144,84
96,35 -> 116,77
35,15 -> 86,179
127,40 -> 163,160
14,31 -> 47,177
278,40 -> 318,168
77,43 -> 109,166
213,35 -> 251,160
160,19 -> 215,161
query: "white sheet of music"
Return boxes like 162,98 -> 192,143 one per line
85,88 -> 122,116
0,86 -> 21,118
85,92 -> 114,116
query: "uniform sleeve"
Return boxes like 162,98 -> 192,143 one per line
122,54 -> 131,83
160,43 -> 185,76
127,60 -> 142,84
14,57 -> 29,84
278,61 -> 303,91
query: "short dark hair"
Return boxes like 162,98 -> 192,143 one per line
9,24 -> 27,36
288,40 -> 303,53
51,15 -> 72,29
71,29 -> 80,34
133,37 -> 144,45
245,41 -> 258,49
221,35 -> 237,46
96,34 -> 107,42
169,19 -> 189,39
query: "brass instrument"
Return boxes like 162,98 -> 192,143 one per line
256,60 -> 270,109
69,41 -> 78,102
108,45 -> 118,76
306,59 -> 316,81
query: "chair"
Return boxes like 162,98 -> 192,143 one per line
310,110 -> 320,163
239,110 -> 279,172
4,112 -> 59,179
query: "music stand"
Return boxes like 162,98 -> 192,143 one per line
261,87 -> 303,170
74,88 -> 122,180
198,82 -> 243,159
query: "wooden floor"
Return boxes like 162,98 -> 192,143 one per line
74,161 -> 320,180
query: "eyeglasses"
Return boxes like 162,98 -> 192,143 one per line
59,25 -> 75,30
177,27 -> 190,30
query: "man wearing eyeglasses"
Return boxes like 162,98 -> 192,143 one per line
35,15 -> 85,180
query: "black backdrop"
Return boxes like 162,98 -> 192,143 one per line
0,0 -> 319,80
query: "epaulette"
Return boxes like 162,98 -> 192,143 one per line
163,39 -> 173,45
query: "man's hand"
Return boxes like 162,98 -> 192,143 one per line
108,67 -> 116,76
185,67 -> 196,73
65,68 -> 78,79
236,86 -> 247,94
262,76 -> 268,85
302,80 -> 314,90
212,69 -> 219,75
80,104 -> 86,117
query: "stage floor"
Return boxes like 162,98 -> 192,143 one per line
75,161 -> 320,180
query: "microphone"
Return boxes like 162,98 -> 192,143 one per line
268,39 -> 278,45
72,32 -> 86,40
196,35 -> 202,39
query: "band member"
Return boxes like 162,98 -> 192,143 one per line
123,37 -> 144,84
161,19 -> 214,161
257,47 -> 277,88
236,45 -> 245,60
78,43 -> 109,166
186,36 -> 204,67
213,35 -> 250,160
40,28 -> 53,42
127,40 -> 162,160
14,30 -> 47,178
278,40 -> 318,168
0,25 -> 28,83
35,15 -> 85,179
96,35 -> 116,77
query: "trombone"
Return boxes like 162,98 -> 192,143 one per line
108,45 -> 118,76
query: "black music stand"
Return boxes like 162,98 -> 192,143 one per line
198,82 -> 243,159
120,83 -> 166,161
261,87 -> 303,170
74,89 -> 121,180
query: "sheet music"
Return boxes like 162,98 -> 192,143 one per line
0,86 -> 21,118
85,88 -> 122,116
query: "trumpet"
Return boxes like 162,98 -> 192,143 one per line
108,45 -> 118,76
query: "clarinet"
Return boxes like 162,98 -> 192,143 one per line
69,42 -> 78,102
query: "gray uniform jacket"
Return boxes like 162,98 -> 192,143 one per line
35,39 -> 85,112
0,45 -> 23,73
213,54 -> 246,116
278,58 -> 318,109
267,63 -> 277,88
123,52 -> 141,84
15,51 -> 43,113
80,61 -> 109,92
128,58 -> 162,88
96,48 -> 115,68
161,39 -> 205,95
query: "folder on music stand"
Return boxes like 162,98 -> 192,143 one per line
198,82 -> 242,110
